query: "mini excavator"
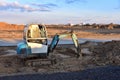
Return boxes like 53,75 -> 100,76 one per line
17,24 -> 81,66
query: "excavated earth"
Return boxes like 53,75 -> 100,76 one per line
0,40 -> 120,75
0,26 -> 120,78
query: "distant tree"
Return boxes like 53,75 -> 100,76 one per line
84,23 -> 91,26
92,23 -> 97,28
115,24 -> 120,28
73,24 -> 80,27
92,23 -> 96,26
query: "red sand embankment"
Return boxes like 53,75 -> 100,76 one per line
0,22 -> 24,30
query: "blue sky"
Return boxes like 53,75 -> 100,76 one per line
0,0 -> 120,24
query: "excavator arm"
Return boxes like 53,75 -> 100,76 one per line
48,31 -> 81,57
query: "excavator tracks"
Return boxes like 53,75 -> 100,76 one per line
22,56 -> 57,67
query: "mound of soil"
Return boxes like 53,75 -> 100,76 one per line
91,41 -> 120,65
0,41 -> 120,75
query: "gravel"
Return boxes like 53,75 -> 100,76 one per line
0,66 -> 120,80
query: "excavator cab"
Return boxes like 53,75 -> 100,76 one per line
17,24 -> 48,57
25,24 -> 47,44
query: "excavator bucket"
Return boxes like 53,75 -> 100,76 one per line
71,33 -> 81,57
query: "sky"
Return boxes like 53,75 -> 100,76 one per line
0,0 -> 120,24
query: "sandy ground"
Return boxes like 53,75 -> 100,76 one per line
0,28 -> 119,76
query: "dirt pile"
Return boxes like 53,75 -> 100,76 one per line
0,41 -> 120,75
91,41 -> 120,65
0,22 -> 24,38
0,22 -> 24,30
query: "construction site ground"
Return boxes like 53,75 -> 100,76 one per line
0,28 -> 120,77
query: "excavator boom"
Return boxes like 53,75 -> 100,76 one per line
48,31 -> 81,57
